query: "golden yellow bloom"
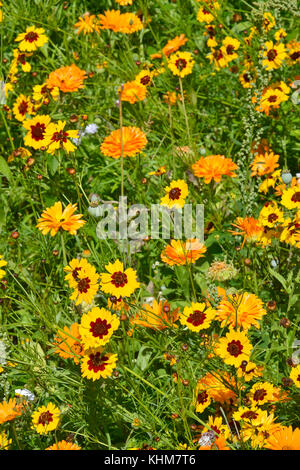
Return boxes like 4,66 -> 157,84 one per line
262,41 -> 287,70
0,254 -> 7,280
206,48 -> 228,70
265,426 -> 300,450
0,431 -> 12,450
258,202 -> 284,228
36,201 -> 86,236
15,25 -> 48,51
52,323 -> 84,364
119,80 -> 147,104
263,12 -> 275,32
161,239 -> 206,266
202,415 -> 230,441
248,381 -> 275,406
31,403 -> 60,435
221,36 -> 240,63
81,347 -> 118,381
197,2 -> 220,24
280,213 -> 300,247
250,150 -> 280,176
236,361 -> 264,382
274,28 -> 287,41
12,49 -> 32,72
239,69 -> 256,88
179,302 -> 216,332
241,410 -> 280,448
68,262 -> 99,306
130,299 -> 180,330
233,405 -> 263,423
115,0 -> 133,4
32,82 -> 59,107
100,259 -> 140,298
160,179 -> 189,208
216,292 -> 266,330
74,13 -> 100,35
148,165 -> 166,176
98,10 -> 142,34
44,120 -> 79,154
100,126 -> 147,159
0,398 -> 23,424
23,114 -> 52,149
79,307 -> 120,350
286,40 -> 300,64
281,185 -> 300,210
195,385 -> 212,413
46,440 -> 82,450
257,87 -> 289,115
192,154 -> 238,183
216,329 -> 252,367
167,51 -> 195,78
290,364 -> 300,388
135,69 -> 153,87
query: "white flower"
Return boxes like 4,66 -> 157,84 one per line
84,123 -> 98,135
15,388 -> 35,401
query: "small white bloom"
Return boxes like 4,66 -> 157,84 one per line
84,123 -> 98,135
15,388 -> 35,401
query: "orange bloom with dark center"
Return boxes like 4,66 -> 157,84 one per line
192,155 -> 238,183
46,64 -> 87,93
197,371 -> 237,404
100,126 -> 147,159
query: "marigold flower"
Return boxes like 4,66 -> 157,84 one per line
46,440 -> 82,450
100,126 -> 147,159
161,239 -> 206,266
52,323 -> 84,364
197,371 -> 237,404
228,216 -> 263,248
160,179 -> 189,209
130,299 -> 180,330
15,25 -> 48,51
167,51 -> 195,78
0,398 -> 23,424
23,114 -> 52,149
265,426 -> 300,450
36,201 -> 86,236
216,329 -> 253,367
216,292 -> 267,330
192,155 -> 238,183
46,64 -> 87,93
98,10 -> 142,34
162,34 -> 188,57
100,259 -> 140,298
119,80 -> 147,104
81,348 -> 118,381
79,307 -> 120,350
31,403 -> 60,435
179,302 -> 216,332
74,13 -> 100,35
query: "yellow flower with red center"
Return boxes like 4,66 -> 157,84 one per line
258,169 -> 281,194
286,40 -> 300,65
46,64 -> 87,93
148,165 -> 166,176
12,49 -> 32,72
197,370 -> 237,404
79,307 -> 120,350
216,329 -> 252,367
68,262 -> 99,306
162,34 -> 188,57
221,36 -> 240,63
36,201 -> 86,236
263,12 -> 275,31
240,411 -> 280,448
160,179 -> 189,208
15,25 -> 48,51
167,51 -> 195,78
119,80 -> 147,104
239,69 -> 256,88
229,216 -> 263,248
46,440 -> 81,450
262,41 -> 287,70
281,185 -> 300,210
258,202 -> 284,228
247,381 -> 275,406
274,28 -> 287,41
265,426 -> 300,450
192,154 -> 238,183
100,126 -> 147,159
161,239 -> 206,266
280,213 -> 300,247
290,364 -> 300,388
179,302 -> 216,332
81,347 -> 118,381
64,258 -> 95,288
233,405 -> 263,423
0,398 -> 23,424
130,299 -> 180,330
250,150 -> 280,176
202,415 -> 230,441
74,13 -> 100,35
216,292 -> 266,330
0,254 -> 7,280
197,1 -> 220,24
206,48 -> 228,70
31,403 -> 60,435
135,69 -> 153,87
204,24 -> 217,48
100,259 -> 140,297
32,83 -> 59,107
194,385 -> 212,413
52,323 -> 84,364
44,120 -> 79,154
23,114 -> 52,149
257,87 -> 289,115
236,360 -> 264,382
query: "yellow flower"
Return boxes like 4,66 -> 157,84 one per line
241,410 -> 280,448
160,179 -> 189,209
216,329 -> 252,367
36,201 -> 86,236
179,302 -> 216,332
44,120 -> 79,154
135,69 -> 154,87
119,80 -> 147,104
23,114 -> 52,149
262,41 -> 287,70
221,37 -> 240,63
81,348 -> 118,381
263,12 -> 275,32
79,307 -> 120,350
247,381 -> 275,406
100,259 -> 140,298
290,364 -> 300,388
274,28 -> 287,41
258,202 -> 284,228
202,415 -> 230,440
195,386 -> 211,413
12,94 -> 35,122
12,49 -> 33,72
0,431 -> 12,450
236,361 -> 264,382
0,254 -> 7,280
31,403 -> 60,435
281,185 -> 300,210
265,426 -> 300,450
167,51 -> 195,78
280,213 -> 300,247
46,440 -> 81,450
74,13 -> 100,35
15,26 -> 48,51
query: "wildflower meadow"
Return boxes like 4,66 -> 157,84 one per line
0,0 -> 300,453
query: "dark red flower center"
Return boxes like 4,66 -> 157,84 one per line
72,267 -> 82,281
268,213 -> 278,223
89,318 -> 111,338
38,411 -> 53,426
267,94 -> 277,103
291,191 -> 300,203
140,75 -> 151,85
241,410 -> 258,420
19,100 -> 28,116
253,388 -> 267,402
88,352 -> 109,372
111,271 -> 128,288
227,340 -> 243,357
243,73 -> 251,82
77,277 -> 91,293
187,310 -> 206,327
25,31 -> 39,43
18,53 -> 26,65
175,58 -> 187,71
267,49 -> 277,61
30,122 -> 46,141
197,391 -> 209,404
290,51 -> 300,61
226,44 -> 235,55
52,130 -> 69,143
169,187 -> 181,200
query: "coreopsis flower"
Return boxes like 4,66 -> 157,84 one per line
167,51 -> 195,78
290,364 -> 300,388
240,411 -> 280,448
258,169 -> 281,194
44,120 -> 79,154
250,150 -> 280,176
0,431 -> 12,450
197,371 -> 237,404
195,386 -> 212,413
239,69 -> 256,88
262,41 -> 287,70
258,202 -> 284,228
15,25 -> 48,51
46,64 -> 87,93
162,34 -> 188,57
204,25 -> 217,48
119,80 -> 147,104
130,299 -> 180,330
161,239 -> 206,266
36,202 -> 86,236
12,49 -> 33,72
0,254 -> 7,280
107,295 -> 129,313
202,416 -> 230,441
274,28 -> 287,42
81,348 -> 118,381
216,329 -> 253,367
79,307 -> 120,349
46,440 -> 82,450
247,381 -> 275,406
237,360 -> 264,382
32,83 -> 59,106
221,37 -> 240,63
286,40 -> 300,65
280,213 -> 300,247
23,114 -> 52,149
229,216 -> 263,247
197,2 -> 220,24
0,398 -> 22,424
12,94 -> 35,121
263,12 -> 275,32
100,259 -> 140,297
115,0 -> 133,4
265,426 -> 300,450
192,154 -> 238,183
31,403 -> 60,435
148,165 -> 166,176
64,258 -> 95,288
206,48 -> 228,70
100,126 -> 147,159
74,13 -> 100,35
281,185 -> 300,210
135,69 -> 153,87
257,87 -> 289,115
52,323 -> 84,364
233,405 -> 263,424
216,292 -> 266,330
67,262 -> 99,306
179,302 -> 216,332
160,179 -> 189,208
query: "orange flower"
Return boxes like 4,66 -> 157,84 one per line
46,64 -> 87,93
46,440 -> 81,450
0,398 -> 23,424
98,10 -> 142,34
161,239 -> 206,266
162,34 -> 188,57
130,299 -> 180,330
197,371 -> 237,404
74,13 -> 100,35
36,201 -> 86,236
228,216 -> 263,248
192,155 -> 238,183
265,426 -> 300,450
119,81 -> 147,104
216,292 -> 267,330
100,126 -> 147,159
250,150 -> 280,176
52,323 -> 84,364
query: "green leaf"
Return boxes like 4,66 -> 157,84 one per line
135,346 -> 152,371
0,155 -> 12,181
